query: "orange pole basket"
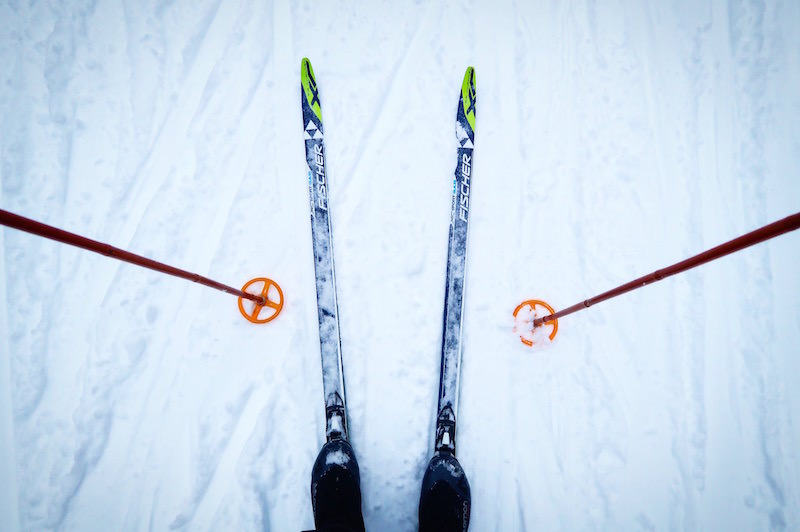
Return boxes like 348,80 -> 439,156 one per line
238,277 -> 284,324
513,299 -> 558,346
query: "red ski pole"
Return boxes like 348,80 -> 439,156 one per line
514,211 -> 800,345
0,208 -> 284,323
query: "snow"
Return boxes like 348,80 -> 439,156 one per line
1,1 -> 799,531
325,449 -> 351,468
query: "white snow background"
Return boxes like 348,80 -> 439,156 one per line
2,1 -> 800,530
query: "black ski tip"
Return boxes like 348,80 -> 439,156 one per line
310,439 -> 365,532
419,451 -> 471,532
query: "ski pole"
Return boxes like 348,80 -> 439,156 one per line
0,208 -> 284,323
515,211 -> 800,345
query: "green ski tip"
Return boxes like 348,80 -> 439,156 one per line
301,57 -> 323,122
461,66 -> 476,133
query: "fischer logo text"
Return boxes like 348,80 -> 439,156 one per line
314,144 -> 327,211
458,153 -> 471,222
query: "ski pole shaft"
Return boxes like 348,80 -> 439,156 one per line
0,208 -> 265,305
534,211 -> 800,327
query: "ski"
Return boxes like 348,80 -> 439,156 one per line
301,57 -> 348,442
434,65 -> 475,455
419,66 -> 476,531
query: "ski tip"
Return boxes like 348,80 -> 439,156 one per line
462,66 -> 475,86
461,66 -> 476,133
301,57 -> 322,121
301,57 -> 313,73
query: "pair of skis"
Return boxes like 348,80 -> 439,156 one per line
301,58 -> 475,529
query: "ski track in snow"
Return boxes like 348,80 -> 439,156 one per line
2,1 -> 800,531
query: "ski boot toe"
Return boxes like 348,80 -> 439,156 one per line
310,439 -> 365,532
419,451 -> 471,532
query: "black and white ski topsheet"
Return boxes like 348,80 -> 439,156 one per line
301,58 -> 348,442
434,66 -> 476,455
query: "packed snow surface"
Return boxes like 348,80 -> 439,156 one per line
2,1 -> 799,531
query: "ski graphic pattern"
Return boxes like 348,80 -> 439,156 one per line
435,66 -> 476,455
301,58 -> 348,442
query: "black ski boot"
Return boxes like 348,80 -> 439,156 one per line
309,439 -> 365,532
419,450 -> 471,532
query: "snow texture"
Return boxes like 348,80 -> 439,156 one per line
1,1 -> 800,531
